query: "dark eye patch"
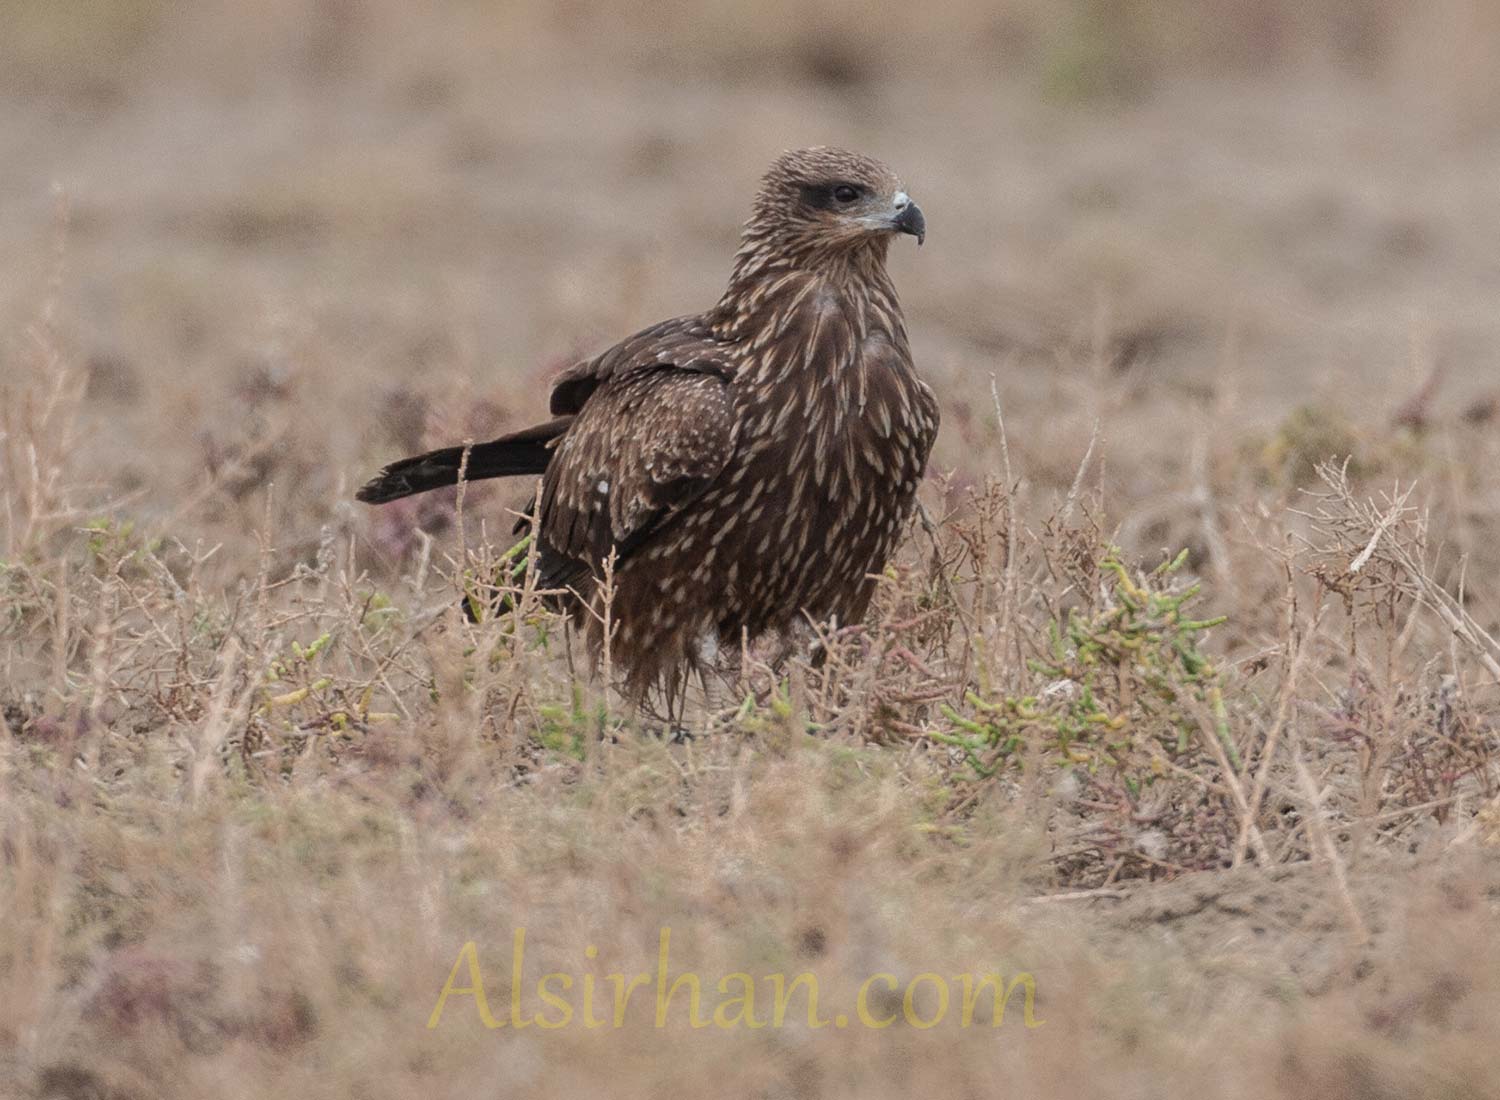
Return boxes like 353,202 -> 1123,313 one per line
800,181 -> 866,210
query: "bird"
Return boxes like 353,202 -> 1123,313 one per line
358,147 -> 939,703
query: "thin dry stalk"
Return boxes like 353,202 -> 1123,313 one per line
1233,590 -> 1327,867
1292,746 -> 1371,946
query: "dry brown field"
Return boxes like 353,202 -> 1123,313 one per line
3,2 -> 1500,1096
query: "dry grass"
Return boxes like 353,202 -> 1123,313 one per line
4,248 -> 1500,1098
4,2 -> 1500,1097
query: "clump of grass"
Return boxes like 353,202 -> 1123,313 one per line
1256,403 -> 1364,486
937,547 -> 1227,787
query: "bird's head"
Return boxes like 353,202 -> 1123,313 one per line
743,147 -> 925,266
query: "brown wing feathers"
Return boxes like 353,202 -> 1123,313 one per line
536,367 -> 736,583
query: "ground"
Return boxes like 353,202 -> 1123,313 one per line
2,2 -> 1499,1097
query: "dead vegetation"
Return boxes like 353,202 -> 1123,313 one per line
4,2 -> 1500,1096
4,238 -> 1499,1097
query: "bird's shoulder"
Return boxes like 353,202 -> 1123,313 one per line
853,321 -> 941,445
549,313 -> 735,416
908,369 -> 941,443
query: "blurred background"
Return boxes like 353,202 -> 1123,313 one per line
3,0 -> 1499,564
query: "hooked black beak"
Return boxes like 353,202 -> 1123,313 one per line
894,200 -> 925,246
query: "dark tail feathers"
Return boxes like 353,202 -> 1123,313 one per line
356,416 -> 572,504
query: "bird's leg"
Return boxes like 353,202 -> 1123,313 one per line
664,668 -> 693,743
677,629 -> 726,737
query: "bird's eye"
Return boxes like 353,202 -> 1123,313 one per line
832,184 -> 860,204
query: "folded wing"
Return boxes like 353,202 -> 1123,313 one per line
535,364 -> 738,593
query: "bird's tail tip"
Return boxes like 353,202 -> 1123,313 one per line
354,473 -> 399,504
